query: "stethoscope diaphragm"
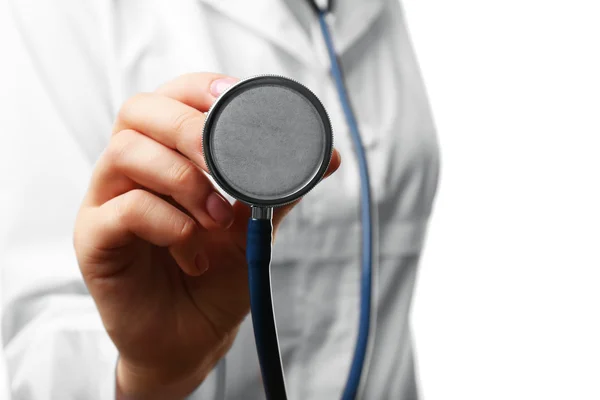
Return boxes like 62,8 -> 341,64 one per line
202,75 -> 333,208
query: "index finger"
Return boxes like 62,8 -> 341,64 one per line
110,74 -> 239,172
155,72 -> 238,111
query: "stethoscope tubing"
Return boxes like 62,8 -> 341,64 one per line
243,2 -> 377,399
315,9 -> 376,400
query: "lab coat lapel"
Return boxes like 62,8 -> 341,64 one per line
197,0 -> 386,68
333,0 -> 386,55
198,0 -> 315,66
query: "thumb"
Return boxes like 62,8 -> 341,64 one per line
272,148 -> 341,231
229,148 -> 342,241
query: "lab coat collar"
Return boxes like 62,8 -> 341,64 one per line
197,0 -> 385,68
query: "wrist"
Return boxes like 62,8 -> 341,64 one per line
115,357 -> 204,400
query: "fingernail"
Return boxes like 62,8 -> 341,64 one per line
195,252 -> 209,275
206,191 -> 234,227
210,77 -> 237,97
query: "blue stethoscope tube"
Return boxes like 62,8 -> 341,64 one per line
316,10 -> 375,400
245,3 -> 376,400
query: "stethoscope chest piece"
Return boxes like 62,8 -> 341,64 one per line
203,75 -> 333,208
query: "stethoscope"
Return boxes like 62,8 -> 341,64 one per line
203,1 -> 376,399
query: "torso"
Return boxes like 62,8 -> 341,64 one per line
111,1 -> 440,398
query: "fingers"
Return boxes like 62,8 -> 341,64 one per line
155,72 -> 238,111
88,129 -> 234,229
78,189 -> 206,277
322,148 -> 343,180
113,73 -> 239,172
112,93 -> 209,171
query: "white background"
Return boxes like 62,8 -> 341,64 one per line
403,1 -> 600,399
1,1 -> 599,399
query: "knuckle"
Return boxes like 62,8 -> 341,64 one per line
171,109 -> 204,138
115,189 -> 147,225
169,159 -> 200,189
116,93 -> 150,126
104,129 -> 137,165
175,216 -> 197,243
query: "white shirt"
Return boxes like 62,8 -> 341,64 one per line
0,0 -> 439,398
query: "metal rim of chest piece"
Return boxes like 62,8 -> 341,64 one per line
202,75 -> 334,208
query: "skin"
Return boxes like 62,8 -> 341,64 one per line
73,72 -> 341,399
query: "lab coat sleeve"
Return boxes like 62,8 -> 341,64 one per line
0,1 -> 120,399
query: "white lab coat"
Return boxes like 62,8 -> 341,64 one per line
0,0 -> 439,398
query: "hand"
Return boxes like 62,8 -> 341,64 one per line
73,73 -> 341,399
